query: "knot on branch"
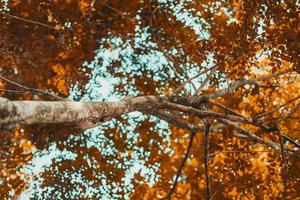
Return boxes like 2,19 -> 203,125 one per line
168,96 -> 209,108
268,123 -> 279,133
0,97 -> 12,119
0,97 -> 16,129
190,96 -> 209,108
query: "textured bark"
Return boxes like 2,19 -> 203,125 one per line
0,96 -> 165,129
0,95 -> 211,129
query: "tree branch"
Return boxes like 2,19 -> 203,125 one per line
204,123 -> 211,200
0,12 -> 56,29
253,95 -> 300,120
207,68 -> 294,99
216,118 -> 300,157
0,96 -> 164,129
275,127 -> 288,199
0,95 -> 209,129
149,110 -> 223,133
162,131 -> 196,200
0,75 -> 65,100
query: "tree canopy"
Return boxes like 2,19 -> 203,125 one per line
0,0 -> 299,199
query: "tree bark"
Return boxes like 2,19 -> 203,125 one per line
0,96 -> 165,129
0,95 -> 211,129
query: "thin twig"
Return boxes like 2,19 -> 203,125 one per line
208,149 -> 275,157
0,12 -> 56,29
196,64 -> 220,95
175,57 -> 231,95
282,134 -> 300,148
150,110 -> 223,133
275,126 -> 288,199
153,27 -> 198,94
263,104 -> 299,122
209,100 -> 246,118
254,95 -> 300,120
216,118 -> 300,157
163,100 -> 295,142
0,88 -> 27,93
0,75 -> 66,100
210,185 -> 221,200
102,3 -> 122,14
204,123 -> 211,200
207,68 -> 295,99
162,131 -> 196,200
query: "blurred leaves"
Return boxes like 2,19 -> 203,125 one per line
0,0 -> 299,199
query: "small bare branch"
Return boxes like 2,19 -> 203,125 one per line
254,95 -> 300,120
175,57 -> 230,95
275,127 -> 289,199
209,100 -> 246,118
282,135 -> 300,148
0,12 -> 56,29
0,75 -> 66,100
216,118 -> 300,157
150,110 -> 223,133
162,131 -> 196,200
204,123 -> 211,200
207,68 -> 294,99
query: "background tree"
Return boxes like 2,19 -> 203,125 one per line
0,0 -> 299,199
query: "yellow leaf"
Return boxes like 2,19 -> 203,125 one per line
79,0 -> 90,13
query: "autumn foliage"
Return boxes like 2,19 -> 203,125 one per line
0,0 -> 299,199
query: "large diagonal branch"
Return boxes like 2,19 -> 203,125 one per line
0,96 -> 164,129
0,95 -> 211,129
